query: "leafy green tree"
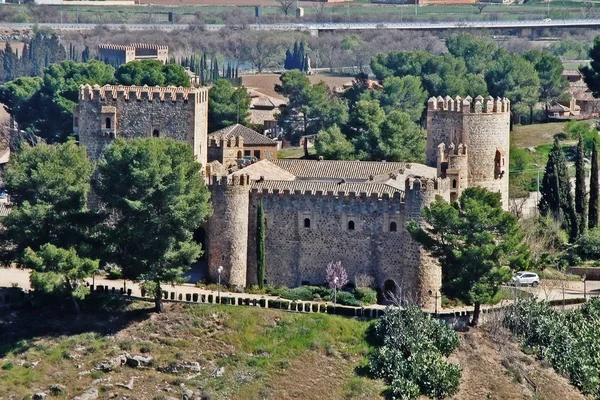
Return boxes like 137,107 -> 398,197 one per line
539,137 -> 579,241
523,50 -> 568,119
408,187 -> 529,326
581,36 -> 600,97
208,79 -> 251,132
377,75 -> 427,122
0,76 -> 43,129
575,135 -> 587,236
0,142 -> 93,265
256,200 -> 265,289
94,138 -> 212,313
24,244 -> 98,314
485,54 -> 540,120
590,137 -> 599,230
379,111 -> 426,163
315,124 -> 356,160
115,60 -> 190,87
446,33 -> 498,75
276,71 -> 348,144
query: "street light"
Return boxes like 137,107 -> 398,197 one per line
333,276 -> 339,313
582,274 -> 587,301
217,265 -> 223,303
428,289 -> 439,315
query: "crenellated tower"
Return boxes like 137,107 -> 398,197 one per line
206,174 -> 251,288
75,84 -> 208,167
404,176 -> 450,310
426,95 -> 510,209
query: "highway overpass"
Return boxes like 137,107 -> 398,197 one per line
3,18 -> 600,32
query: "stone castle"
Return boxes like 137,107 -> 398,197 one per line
75,85 -> 510,309
98,43 -> 169,66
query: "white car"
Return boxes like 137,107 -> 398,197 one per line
510,272 -> 540,287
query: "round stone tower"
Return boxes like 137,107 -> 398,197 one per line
426,95 -> 511,209
206,174 -> 250,288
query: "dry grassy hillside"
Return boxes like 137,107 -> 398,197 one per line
0,298 -> 588,400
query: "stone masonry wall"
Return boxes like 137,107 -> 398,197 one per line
77,85 -> 208,168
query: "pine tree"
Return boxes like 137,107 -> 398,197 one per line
539,137 -> 579,241
256,200 -> 266,289
590,137 -> 599,229
575,134 -> 587,235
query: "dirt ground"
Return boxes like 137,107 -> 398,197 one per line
242,73 -> 353,100
450,329 -> 587,400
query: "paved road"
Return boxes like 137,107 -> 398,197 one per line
2,18 -> 600,32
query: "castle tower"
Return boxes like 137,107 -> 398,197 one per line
206,175 -> 251,288
75,84 -> 209,168
426,95 -> 510,209
403,177 -> 450,310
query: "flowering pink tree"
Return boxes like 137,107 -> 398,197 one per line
326,261 -> 348,289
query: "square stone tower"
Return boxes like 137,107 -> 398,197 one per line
74,84 -> 208,168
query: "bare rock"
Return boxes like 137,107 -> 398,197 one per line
116,376 -> 137,390
49,384 -> 66,395
32,393 -> 46,400
126,355 -> 153,368
213,367 -> 225,378
95,354 -> 128,372
182,388 -> 194,400
72,387 -> 99,400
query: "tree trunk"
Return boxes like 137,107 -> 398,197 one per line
154,279 -> 164,313
470,302 -> 481,327
65,278 -> 81,316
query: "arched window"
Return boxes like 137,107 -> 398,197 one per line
153,129 -> 159,137
348,220 -> 355,230
389,221 -> 397,232
105,117 -> 111,129
304,218 -> 311,228
452,179 -> 457,189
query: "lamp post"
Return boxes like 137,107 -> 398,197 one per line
582,274 -> 587,301
333,276 -> 339,313
217,265 -> 223,304
428,290 -> 439,315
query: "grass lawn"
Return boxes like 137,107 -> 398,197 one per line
277,146 -> 316,159
512,122 -> 567,148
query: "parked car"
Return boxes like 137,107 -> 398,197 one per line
510,271 -> 540,287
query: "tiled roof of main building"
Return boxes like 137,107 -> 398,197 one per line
251,180 -> 403,197
270,159 -> 435,181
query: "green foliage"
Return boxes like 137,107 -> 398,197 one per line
115,60 -> 190,88
315,124 -> 356,160
539,137 -> 578,241
575,228 -> 600,260
94,138 -> 212,312
485,54 -> 540,116
0,142 -> 94,265
208,79 -> 251,132
590,138 -> 599,230
504,298 -> 600,397
367,306 -> 461,400
354,287 -> 377,305
446,33 -> 498,75
575,135 -> 587,236
581,35 -> 600,98
0,77 -> 43,129
376,75 -> 428,122
564,120 -> 598,155
24,243 -> 99,310
408,187 -> 529,325
256,200 -> 265,289
549,38 -> 591,60
523,50 -> 568,106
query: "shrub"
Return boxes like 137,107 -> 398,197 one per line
281,286 -> 314,301
354,287 -> 378,305
367,306 -> 461,400
576,228 -> 600,260
335,291 -> 361,307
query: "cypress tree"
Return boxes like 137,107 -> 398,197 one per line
590,137 -> 599,229
82,46 -> 90,62
575,134 -> 587,235
256,200 -> 266,289
540,137 -> 579,241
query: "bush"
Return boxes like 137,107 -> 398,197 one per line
354,287 -> 378,305
576,228 -> 600,260
367,306 -> 461,400
281,286 -> 314,301
335,291 -> 361,306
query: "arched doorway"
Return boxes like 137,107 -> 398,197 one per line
383,279 -> 397,297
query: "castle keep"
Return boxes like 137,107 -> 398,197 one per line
75,87 -> 510,309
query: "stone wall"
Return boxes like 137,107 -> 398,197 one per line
426,95 -> 511,209
76,84 -> 208,168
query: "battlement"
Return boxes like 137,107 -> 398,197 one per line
427,95 -> 510,113
437,142 -> 467,162
250,187 -> 404,202
209,174 -> 251,187
98,43 -> 168,51
405,176 -> 450,194
78,84 -> 207,103
208,135 -> 244,148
